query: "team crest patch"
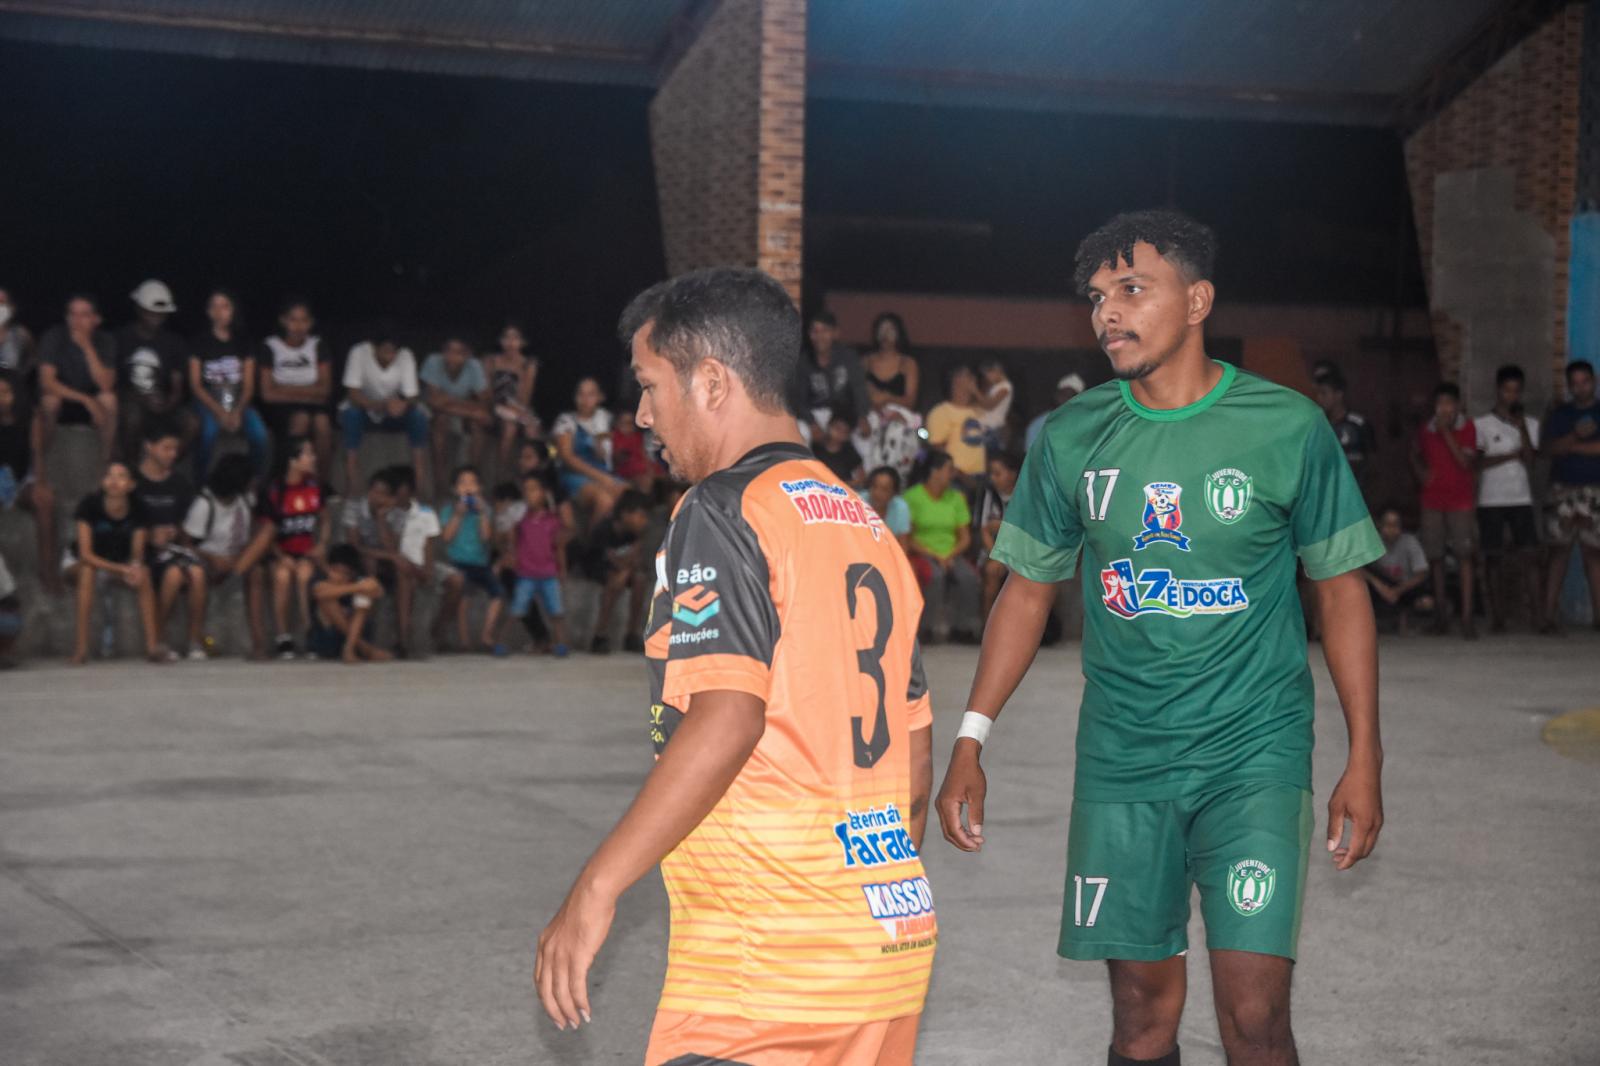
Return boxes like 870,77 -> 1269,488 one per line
1227,858 -> 1276,917
1132,482 -> 1191,551
1205,468 -> 1253,524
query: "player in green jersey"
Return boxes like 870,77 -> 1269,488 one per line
935,210 -> 1384,1066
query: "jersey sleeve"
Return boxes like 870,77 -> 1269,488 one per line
904,639 -> 931,729
990,435 -> 1084,582
1293,416 -> 1384,580
661,491 -> 780,706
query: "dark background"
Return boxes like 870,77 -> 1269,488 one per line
2,41 -> 1424,416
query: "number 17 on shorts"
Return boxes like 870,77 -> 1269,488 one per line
1072,875 -> 1110,928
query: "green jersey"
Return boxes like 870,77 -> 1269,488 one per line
993,362 -> 1381,802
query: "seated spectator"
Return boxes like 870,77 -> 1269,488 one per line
254,436 -> 328,659
1475,364 -> 1544,632
794,308 -> 868,439
422,336 -> 493,495
0,286 -> 36,379
813,413 -> 864,486
485,322 -> 540,475
1363,506 -> 1433,634
509,473 -> 572,657
258,299 -> 334,479
307,543 -> 390,664
904,450 -> 979,644
610,409 -> 661,494
579,489 -> 652,654
133,421 -> 206,660
341,329 -> 429,497
1412,382 -> 1478,639
116,280 -> 189,460
0,368 -> 58,592
924,365 -> 988,487
64,461 -> 164,664
439,465 -> 507,656
183,453 -> 266,659
861,465 -> 911,552
190,289 -> 269,481
38,294 -> 118,463
975,357 -> 1015,450
862,312 -> 920,413
1026,373 -> 1085,450
0,551 -> 18,669
341,467 -> 412,657
1543,359 -> 1600,632
384,464 -> 461,655
976,451 -> 1021,623
552,377 -> 625,521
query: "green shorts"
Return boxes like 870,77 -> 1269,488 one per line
1059,781 -> 1313,962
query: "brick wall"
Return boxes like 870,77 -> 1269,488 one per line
1404,3 -> 1584,402
649,0 -> 805,303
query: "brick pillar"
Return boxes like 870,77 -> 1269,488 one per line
1403,3 -> 1584,411
649,0 -> 806,304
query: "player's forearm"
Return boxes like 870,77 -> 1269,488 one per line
963,572 -> 1055,722
576,689 -> 766,902
1315,571 -> 1382,758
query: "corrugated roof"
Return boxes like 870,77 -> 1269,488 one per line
0,0 -> 1523,124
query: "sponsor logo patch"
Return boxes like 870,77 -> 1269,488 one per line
781,478 -> 884,540
862,875 -> 937,940
833,802 -> 918,869
671,584 -> 720,627
1099,558 -> 1248,619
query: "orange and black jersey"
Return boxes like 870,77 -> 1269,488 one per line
644,442 -> 935,1024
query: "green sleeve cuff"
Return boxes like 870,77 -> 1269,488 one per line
991,522 -> 1079,583
1298,515 -> 1384,580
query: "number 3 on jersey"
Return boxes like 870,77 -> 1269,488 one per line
1083,468 -> 1120,522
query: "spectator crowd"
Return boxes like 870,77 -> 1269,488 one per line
0,282 -> 1597,669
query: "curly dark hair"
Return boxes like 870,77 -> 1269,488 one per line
1072,209 -> 1217,296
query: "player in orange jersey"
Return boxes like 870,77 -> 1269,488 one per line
536,268 -> 937,1065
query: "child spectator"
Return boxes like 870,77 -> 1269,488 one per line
256,436 -> 328,659
489,480 -> 549,649
384,464 -> 461,655
421,336 -> 493,499
813,413 -> 865,486
552,377 -> 625,521
0,552 -> 20,669
1363,507 -> 1434,634
976,451 -> 1021,623
183,453 -> 266,658
258,300 -> 334,481
307,543 -> 391,663
904,450 -> 979,644
342,467 -> 414,656
975,357 -> 1015,450
610,409 -> 660,494
579,489 -> 652,654
0,368 -> 58,592
439,465 -> 507,655
134,421 -> 206,660
1412,382 -> 1478,638
860,465 -> 912,552
509,473 -> 572,656
64,461 -> 164,664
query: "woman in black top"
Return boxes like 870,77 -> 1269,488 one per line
862,312 -> 920,412
64,461 -> 166,664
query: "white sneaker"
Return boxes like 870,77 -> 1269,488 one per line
186,648 -> 208,662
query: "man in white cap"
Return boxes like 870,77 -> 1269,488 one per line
117,280 -> 190,457
1026,372 -> 1086,450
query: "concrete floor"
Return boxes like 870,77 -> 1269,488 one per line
1,635 -> 1596,1066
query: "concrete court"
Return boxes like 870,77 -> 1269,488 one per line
1,635 -> 1596,1066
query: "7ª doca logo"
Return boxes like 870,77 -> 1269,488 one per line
1205,467 -> 1253,524
1227,858 -> 1276,916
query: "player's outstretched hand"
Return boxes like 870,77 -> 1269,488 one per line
935,739 -> 987,852
1326,757 -> 1383,871
535,879 -> 615,1031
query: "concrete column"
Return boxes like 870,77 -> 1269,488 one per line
649,0 -> 806,303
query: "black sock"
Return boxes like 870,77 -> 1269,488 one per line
1109,1046 -> 1179,1066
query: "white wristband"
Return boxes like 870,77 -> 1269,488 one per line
956,711 -> 994,748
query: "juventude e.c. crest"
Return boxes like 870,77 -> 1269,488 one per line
1205,467 -> 1253,524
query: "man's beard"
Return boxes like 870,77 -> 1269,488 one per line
1112,361 -> 1159,382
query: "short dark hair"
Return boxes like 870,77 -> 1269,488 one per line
141,416 -> 182,444
327,543 -> 362,572
1434,382 -> 1460,401
1568,360 -> 1595,380
615,489 -> 651,516
65,292 -> 99,313
519,470 -> 549,489
1073,209 -> 1217,296
808,308 -> 837,328
385,464 -> 415,493
1495,364 -> 1525,386
272,435 -> 312,481
914,449 -> 954,485
617,267 -> 799,412
866,465 -> 902,493
366,469 -> 398,490
492,480 -> 522,502
1313,362 -> 1346,392
990,451 -> 1024,475
450,464 -> 481,485
206,452 -> 255,499
279,296 -> 312,319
